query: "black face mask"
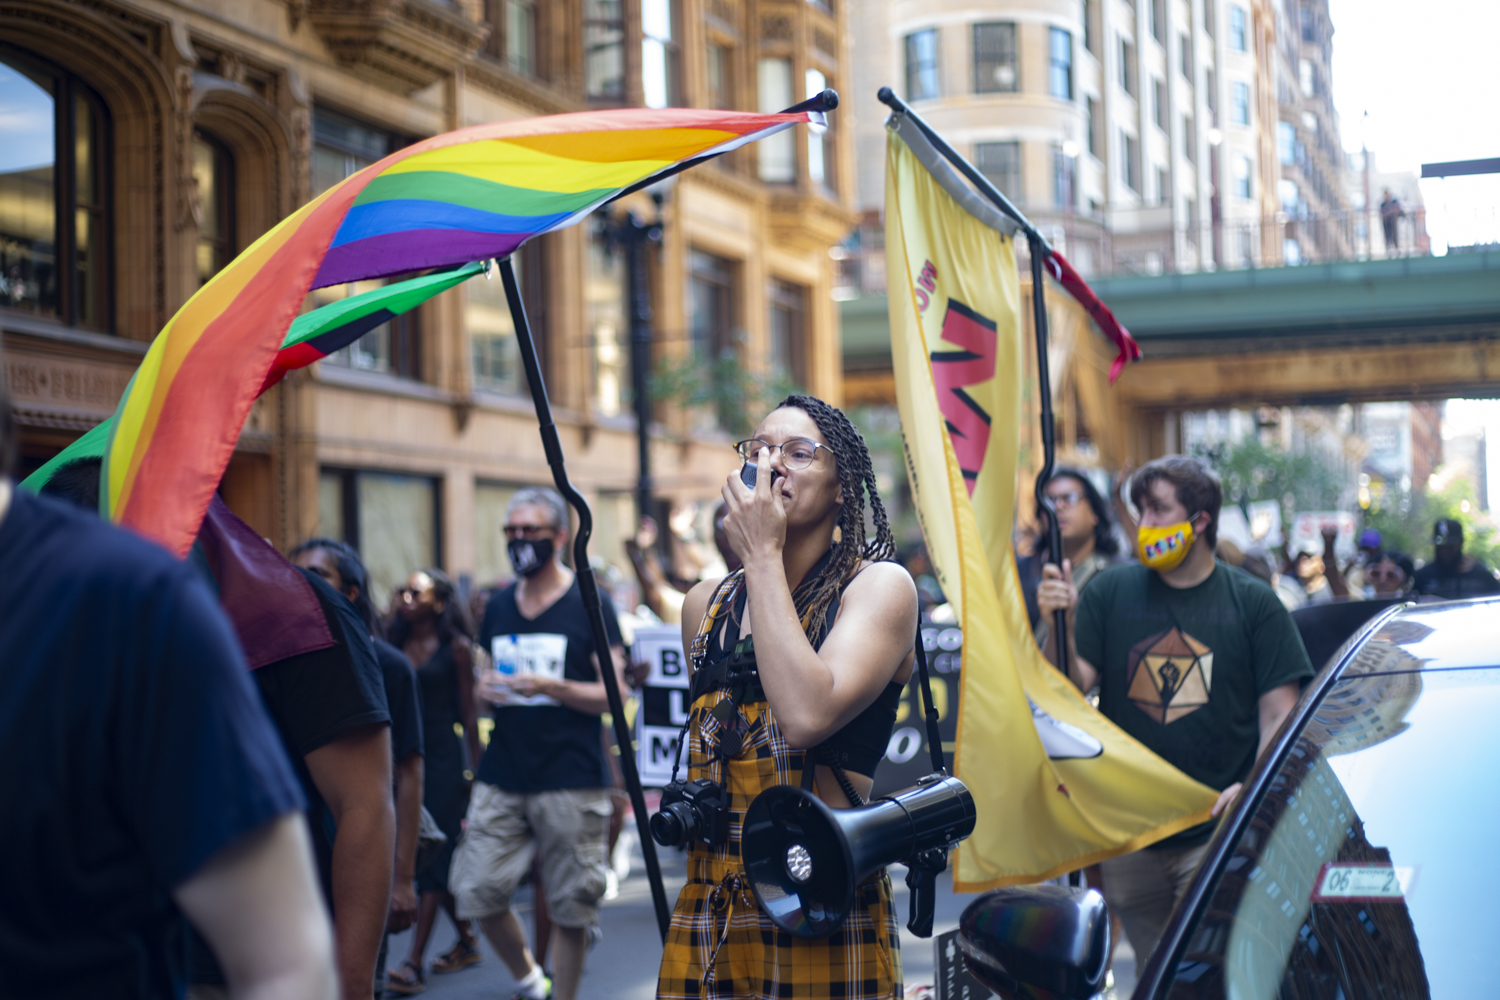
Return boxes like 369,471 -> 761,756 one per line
508,537 -> 554,577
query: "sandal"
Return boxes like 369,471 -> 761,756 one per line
385,960 -> 425,996
431,939 -> 483,975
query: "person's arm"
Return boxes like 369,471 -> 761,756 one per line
508,645 -> 630,715
717,449 -> 918,749
1321,528 -> 1350,598
174,813 -> 337,1000
388,750 -> 422,933
1035,559 -> 1101,694
304,724 -> 394,1000
1210,681 -> 1300,817
453,641 -> 483,769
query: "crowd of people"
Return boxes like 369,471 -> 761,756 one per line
11,336 -> 1500,1000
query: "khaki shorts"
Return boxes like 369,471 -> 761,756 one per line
451,782 -> 613,928
1098,840 -> 1211,963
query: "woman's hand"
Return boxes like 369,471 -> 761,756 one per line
477,672 -> 509,706
720,445 -> 786,569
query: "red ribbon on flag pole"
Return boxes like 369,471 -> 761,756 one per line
1043,250 -> 1143,383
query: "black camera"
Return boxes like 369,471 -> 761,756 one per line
650,778 -> 730,848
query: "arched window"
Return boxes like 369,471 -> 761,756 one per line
0,49 -> 110,329
192,130 -> 235,286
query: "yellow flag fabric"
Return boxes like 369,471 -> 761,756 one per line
884,124 -> 1217,891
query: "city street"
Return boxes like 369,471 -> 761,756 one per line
383,838 -> 1140,999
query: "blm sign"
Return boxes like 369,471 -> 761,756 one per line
633,624 -> 692,786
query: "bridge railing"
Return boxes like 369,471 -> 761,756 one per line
831,207 -> 1433,293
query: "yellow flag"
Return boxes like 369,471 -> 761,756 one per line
884,121 -> 1217,890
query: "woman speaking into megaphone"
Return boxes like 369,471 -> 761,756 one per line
654,395 -> 918,1000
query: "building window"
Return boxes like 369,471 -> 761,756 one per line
1179,34 -> 1192,80
1083,0 -> 1097,55
1119,40 -> 1137,96
806,68 -> 830,188
470,253 -> 520,395
311,109 -> 421,379
642,0 -> 680,108
1049,29 -> 1073,100
768,278 -> 807,387
1182,114 -> 1195,163
973,23 -> 1017,93
1152,77 -> 1166,128
586,226 -> 627,417
976,141 -> 1021,199
690,248 -> 736,360
192,131 -> 234,287
1151,0 -> 1165,42
1234,154 -> 1252,198
1053,144 -> 1076,208
485,0 -> 537,74
1279,178 -> 1300,216
1299,58 -> 1316,97
1228,5 -> 1246,50
1205,68 -> 1217,116
1087,97 -> 1102,157
757,58 -> 795,181
0,53 -> 110,330
1300,5 -> 1316,43
1204,0 -> 1215,38
1121,130 -> 1140,192
1231,81 -> 1250,125
905,29 -> 940,101
318,468 -> 440,609
584,0 -> 625,100
1277,121 -> 1296,165
707,43 -> 733,110
1156,167 -> 1169,205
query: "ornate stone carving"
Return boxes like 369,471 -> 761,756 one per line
760,14 -> 793,42
306,0 -> 489,94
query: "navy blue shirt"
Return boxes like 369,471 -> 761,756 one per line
0,488 -> 304,999
375,637 -> 425,767
477,580 -> 621,792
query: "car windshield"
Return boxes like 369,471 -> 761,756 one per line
1163,631 -> 1500,1000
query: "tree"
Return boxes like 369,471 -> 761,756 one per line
1196,436 -> 1348,531
1363,475 -> 1500,569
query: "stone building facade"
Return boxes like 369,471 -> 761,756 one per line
1,0 -> 854,600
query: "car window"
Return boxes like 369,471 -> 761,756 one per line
1162,651 -> 1500,1000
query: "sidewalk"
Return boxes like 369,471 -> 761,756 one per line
383,842 -> 1136,999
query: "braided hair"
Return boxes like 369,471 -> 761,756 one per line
774,394 -> 897,643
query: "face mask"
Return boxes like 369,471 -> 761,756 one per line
507,537 -> 554,577
1137,520 -> 1196,572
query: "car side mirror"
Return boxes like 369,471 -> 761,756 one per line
957,885 -> 1110,1000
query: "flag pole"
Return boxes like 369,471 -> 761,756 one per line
498,256 -> 674,942
876,88 -> 1069,678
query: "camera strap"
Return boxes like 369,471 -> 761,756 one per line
914,621 -> 946,776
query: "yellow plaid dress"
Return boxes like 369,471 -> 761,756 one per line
655,583 -> 903,1000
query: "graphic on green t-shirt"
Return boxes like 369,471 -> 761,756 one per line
1126,627 -> 1214,724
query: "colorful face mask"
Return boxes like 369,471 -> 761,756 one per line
1137,520 -> 1196,572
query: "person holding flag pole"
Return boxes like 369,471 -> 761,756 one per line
877,85 -> 1225,912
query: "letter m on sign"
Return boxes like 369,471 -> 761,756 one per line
931,299 -> 997,496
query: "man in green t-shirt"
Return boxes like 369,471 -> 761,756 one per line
1037,455 -> 1313,964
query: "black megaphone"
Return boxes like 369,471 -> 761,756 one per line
741,774 -> 975,938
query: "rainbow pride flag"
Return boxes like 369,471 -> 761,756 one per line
100,108 -> 821,555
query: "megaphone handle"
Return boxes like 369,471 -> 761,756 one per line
905,860 -> 936,938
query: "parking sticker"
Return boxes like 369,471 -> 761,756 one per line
1311,862 -> 1417,903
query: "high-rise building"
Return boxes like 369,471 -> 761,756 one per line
1,0 -> 854,598
847,0 -> 1286,278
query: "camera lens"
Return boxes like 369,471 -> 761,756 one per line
650,802 -> 698,847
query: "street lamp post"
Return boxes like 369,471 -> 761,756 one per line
600,199 -> 665,524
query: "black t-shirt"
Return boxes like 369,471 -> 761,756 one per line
0,489 -> 304,999
1077,562 -> 1314,844
477,579 -> 622,792
375,638 -> 425,766
253,568 -> 390,898
1411,559 -> 1500,600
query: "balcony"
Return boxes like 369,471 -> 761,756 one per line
307,0 -> 488,94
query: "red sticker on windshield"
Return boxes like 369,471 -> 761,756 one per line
1311,862 -> 1416,903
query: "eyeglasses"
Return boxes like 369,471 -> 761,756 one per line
1047,490 -> 1087,508
733,437 -> 832,470
504,525 -> 556,539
